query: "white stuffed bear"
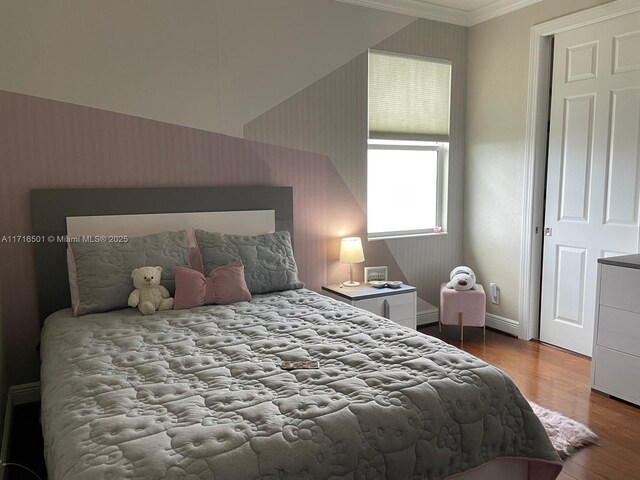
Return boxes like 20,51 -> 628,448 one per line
447,266 -> 477,291
128,266 -> 174,315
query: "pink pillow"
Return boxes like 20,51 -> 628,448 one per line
174,262 -> 251,309
187,228 -> 204,273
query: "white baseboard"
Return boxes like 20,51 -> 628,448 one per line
9,383 -> 40,407
0,382 -> 41,480
418,307 -> 520,337
417,309 -> 439,326
486,313 -> 519,337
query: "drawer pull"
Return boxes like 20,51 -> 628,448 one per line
383,299 -> 390,319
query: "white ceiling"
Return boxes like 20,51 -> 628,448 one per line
335,0 -> 543,26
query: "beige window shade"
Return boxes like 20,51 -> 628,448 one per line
368,50 -> 451,141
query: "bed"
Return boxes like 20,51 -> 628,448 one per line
32,187 -> 562,480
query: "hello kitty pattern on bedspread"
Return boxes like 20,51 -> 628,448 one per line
40,289 -> 561,479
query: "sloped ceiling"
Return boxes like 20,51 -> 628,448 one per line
335,0 -> 543,25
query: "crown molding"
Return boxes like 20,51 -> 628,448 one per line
336,0 -> 468,25
469,0 -> 542,25
335,0 -> 543,26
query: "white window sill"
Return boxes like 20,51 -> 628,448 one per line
368,231 -> 448,241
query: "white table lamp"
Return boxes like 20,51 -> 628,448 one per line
340,237 -> 365,287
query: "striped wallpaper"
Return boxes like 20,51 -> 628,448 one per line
0,90 -> 402,385
245,18 -> 468,309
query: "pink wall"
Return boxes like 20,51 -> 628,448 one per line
0,90 -> 405,385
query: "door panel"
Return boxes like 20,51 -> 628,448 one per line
613,31 -> 640,74
605,88 -> 640,224
540,11 -> 640,356
554,245 -> 586,326
559,95 -> 594,222
566,42 -> 598,82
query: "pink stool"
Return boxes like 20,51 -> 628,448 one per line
439,283 -> 486,341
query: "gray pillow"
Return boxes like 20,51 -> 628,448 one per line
68,230 -> 191,316
195,230 -> 304,294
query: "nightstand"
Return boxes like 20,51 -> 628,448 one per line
321,283 -> 417,329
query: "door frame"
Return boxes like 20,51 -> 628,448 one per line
519,0 -> 640,341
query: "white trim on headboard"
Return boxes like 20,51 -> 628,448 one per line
66,210 -> 275,237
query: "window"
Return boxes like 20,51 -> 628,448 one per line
368,139 -> 444,237
367,50 -> 451,239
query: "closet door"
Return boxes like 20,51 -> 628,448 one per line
539,11 -> 640,356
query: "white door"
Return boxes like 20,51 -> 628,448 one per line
540,11 -> 640,356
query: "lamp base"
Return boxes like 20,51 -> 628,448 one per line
342,280 -> 360,287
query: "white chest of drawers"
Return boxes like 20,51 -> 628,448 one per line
321,283 -> 417,330
591,256 -> 640,406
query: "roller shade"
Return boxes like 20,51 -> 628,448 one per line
368,50 -> 451,141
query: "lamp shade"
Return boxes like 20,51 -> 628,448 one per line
339,237 -> 365,264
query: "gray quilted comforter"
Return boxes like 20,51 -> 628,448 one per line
41,289 -> 561,479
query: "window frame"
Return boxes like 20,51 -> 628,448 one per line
367,139 -> 446,240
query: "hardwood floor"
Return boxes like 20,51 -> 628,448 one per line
418,324 -> 640,480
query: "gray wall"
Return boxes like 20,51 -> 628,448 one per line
245,18 -> 468,308
0,0 -> 412,389
373,19 -> 468,308
464,0 -> 614,322
0,0 -> 413,137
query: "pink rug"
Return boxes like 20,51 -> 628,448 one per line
530,401 -> 599,459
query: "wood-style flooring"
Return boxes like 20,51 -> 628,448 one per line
419,324 -> 640,480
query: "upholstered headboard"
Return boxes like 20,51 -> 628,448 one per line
30,186 -> 294,321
